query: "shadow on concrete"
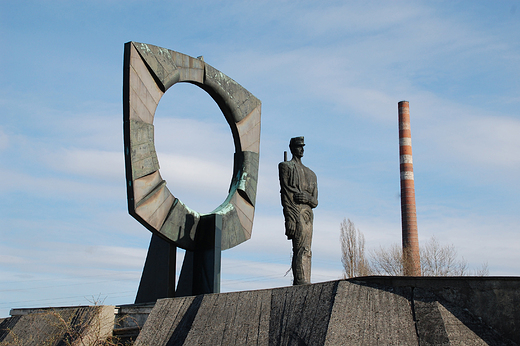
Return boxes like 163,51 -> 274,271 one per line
351,276 -> 520,345
166,295 -> 204,346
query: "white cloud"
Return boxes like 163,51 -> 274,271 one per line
153,117 -> 234,159
2,241 -> 147,274
0,254 -> 26,265
80,245 -> 147,268
0,127 -> 9,151
0,167 -> 121,199
418,212 -> 520,274
406,95 -> 520,178
43,148 -> 124,181
151,116 -> 239,211
441,114 -> 520,168
158,153 -> 230,194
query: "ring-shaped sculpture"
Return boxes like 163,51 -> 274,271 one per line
123,42 -> 261,253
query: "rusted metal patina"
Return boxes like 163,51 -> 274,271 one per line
123,42 -> 261,252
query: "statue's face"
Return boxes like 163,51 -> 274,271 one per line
291,145 -> 304,158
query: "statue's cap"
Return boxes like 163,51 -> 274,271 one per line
290,136 -> 305,147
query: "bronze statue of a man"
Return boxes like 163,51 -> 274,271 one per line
279,136 -> 318,285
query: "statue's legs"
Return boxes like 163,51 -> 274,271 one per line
291,220 -> 313,285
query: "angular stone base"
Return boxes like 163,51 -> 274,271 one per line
2,277 -> 519,345
134,277 -> 520,345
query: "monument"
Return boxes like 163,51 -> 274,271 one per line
279,136 -> 318,285
2,45 -> 519,345
122,42 -> 261,301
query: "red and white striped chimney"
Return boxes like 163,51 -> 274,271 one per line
398,101 -> 421,276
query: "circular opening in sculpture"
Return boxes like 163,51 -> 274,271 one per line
153,82 -> 235,214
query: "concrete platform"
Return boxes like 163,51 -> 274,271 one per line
134,277 -> 520,345
1,277 -> 519,345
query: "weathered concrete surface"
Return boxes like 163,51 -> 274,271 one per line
134,277 -> 519,345
135,289 -> 272,345
324,281 -> 417,344
358,276 -> 520,345
3,277 -> 518,345
0,305 -> 114,346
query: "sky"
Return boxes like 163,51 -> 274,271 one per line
1,0 -> 520,317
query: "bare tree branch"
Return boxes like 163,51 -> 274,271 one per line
340,219 -> 372,278
420,236 -> 467,276
340,218 -> 488,278
370,244 -> 404,276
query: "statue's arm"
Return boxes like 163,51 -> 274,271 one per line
293,170 -> 318,208
279,162 -> 298,238
279,162 -> 299,196
278,162 -> 290,189
307,169 -> 318,208
308,181 -> 318,208
296,188 -> 317,208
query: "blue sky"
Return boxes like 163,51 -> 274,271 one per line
1,0 -> 520,317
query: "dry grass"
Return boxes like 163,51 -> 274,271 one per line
0,304 -> 139,346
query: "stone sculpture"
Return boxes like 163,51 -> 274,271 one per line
279,136 -> 318,285
123,41 -> 261,300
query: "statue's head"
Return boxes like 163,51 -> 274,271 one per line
289,136 -> 305,158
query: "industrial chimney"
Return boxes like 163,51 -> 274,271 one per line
398,101 -> 421,276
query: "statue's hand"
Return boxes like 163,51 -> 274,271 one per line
294,192 -> 309,204
285,220 -> 297,239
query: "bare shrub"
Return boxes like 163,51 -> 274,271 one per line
474,262 -> 489,276
420,236 -> 467,276
0,305 -> 127,346
340,219 -> 489,278
370,243 -> 404,276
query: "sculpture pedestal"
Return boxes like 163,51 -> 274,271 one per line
177,214 -> 222,296
135,214 -> 222,303
134,234 -> 176,304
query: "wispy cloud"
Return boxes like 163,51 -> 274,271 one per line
43,149 -> 124,181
